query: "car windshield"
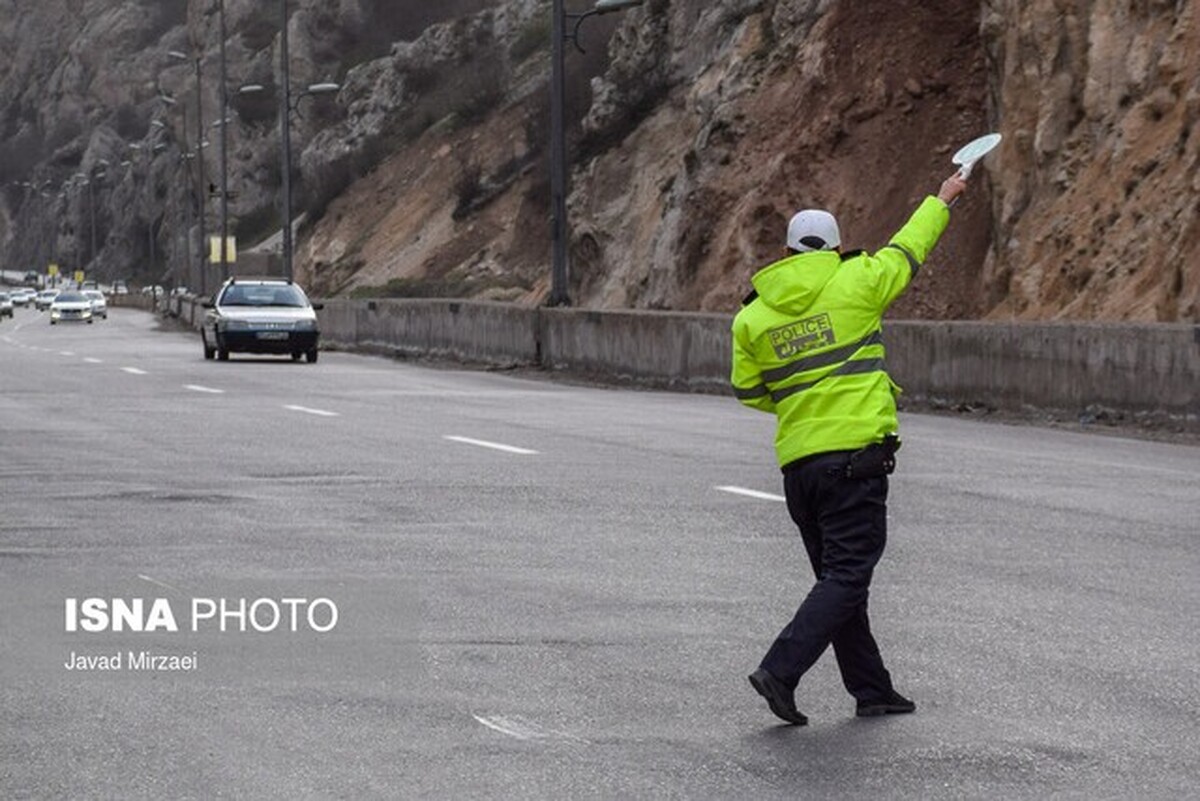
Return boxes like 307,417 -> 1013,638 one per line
219,284 -> 308,308
55,292 -> 86,303
84,291 -> 103,300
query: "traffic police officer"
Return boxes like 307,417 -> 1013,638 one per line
733,172 -> 968,725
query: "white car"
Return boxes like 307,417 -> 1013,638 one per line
83,290 -> 108,320
0,291 -> 13,319
11,288 -> 36,307
201,278 -> 322,363
34,289 -> 59,311
49,291 -> 94,324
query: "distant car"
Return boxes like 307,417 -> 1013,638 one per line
111,280 -> 129,295
201,278 -> 323,363
23,271 -> 40,287
82,290 -> 108,320
11,288 -> 36,307
0,292 -> 12,319
48,291 -> 94,324
34,289 -> 59,311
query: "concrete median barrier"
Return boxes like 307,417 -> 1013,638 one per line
319,299 -> 540,366
157,295 -> 1197,429
538,307 -> 731,393
884,321 -> 1199,423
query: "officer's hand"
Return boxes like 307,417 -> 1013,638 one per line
937,172 -> 969,205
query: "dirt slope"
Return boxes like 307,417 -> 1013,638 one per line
302,0 -> 993,318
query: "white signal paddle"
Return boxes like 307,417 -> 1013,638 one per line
952,133 -> 1002,180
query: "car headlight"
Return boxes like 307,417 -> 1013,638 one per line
220,319 -> 250,331
293,319 -> 317,331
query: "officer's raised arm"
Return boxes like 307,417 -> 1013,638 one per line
937,172 -> 969,205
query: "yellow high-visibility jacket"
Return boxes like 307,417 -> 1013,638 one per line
731,196 -> 950,467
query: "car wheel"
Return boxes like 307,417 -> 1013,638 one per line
87,318 -> 94,324
291,352 -> 302,362
305,348 -> 318,364
217,348 -> 229,361
49,320 -> 56,325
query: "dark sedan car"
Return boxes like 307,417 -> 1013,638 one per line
201,278 -> 323,363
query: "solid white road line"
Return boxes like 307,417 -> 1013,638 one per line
184,384 -> 225,394
443,435 -> 539,455
284,404 -> 339,417
714,485 -> 786,502
122,367 -> 148,375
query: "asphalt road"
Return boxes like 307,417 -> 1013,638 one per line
1,306 -> 1197,799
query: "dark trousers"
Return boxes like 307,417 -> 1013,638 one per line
760,451 -> 895,702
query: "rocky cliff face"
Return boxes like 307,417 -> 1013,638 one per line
0,0 -> 485,291
981,0 -> 1200,320
300,0 -> 993,318
1,1 -> 1197,322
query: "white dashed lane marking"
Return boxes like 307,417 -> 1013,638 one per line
714,486 -> 786,502
472,714 -> 588,744
184,384 -> 225,394
284,404 -> 339,418
443,436 -> 538,455
137,574 -> 184,594
83,357 -> 103,364
122,367 -> 148,375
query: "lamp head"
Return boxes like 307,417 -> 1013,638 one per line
594,0 -> 644,13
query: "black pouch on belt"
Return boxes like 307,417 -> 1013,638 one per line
843,435 -> 901,479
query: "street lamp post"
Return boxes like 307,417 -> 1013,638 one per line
31,181 -> 52,275
128,129 -> 167,289
218,0 -> 230,282
86,177 -> 97,267
278,0 -> 339,282
280,0 -> 294,282
70,170 -> 100,272
209,84 -> 263,280
280,80 -> 339,282
168,50 -> 209,295
548,0 -> 643,307
64,175 -> 84,272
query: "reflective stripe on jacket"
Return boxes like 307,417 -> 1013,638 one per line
731,196 -> 949,466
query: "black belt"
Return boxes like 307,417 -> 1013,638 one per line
781,435 -> 900,478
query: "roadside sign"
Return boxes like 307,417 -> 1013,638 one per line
209,236 -> 237,264
74,270 -> 85,284
48,264 -> 59,276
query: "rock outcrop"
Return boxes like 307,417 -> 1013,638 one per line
981,0 -> 1200,320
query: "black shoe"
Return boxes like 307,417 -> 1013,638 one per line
856,690 -> 916,717
748,668 -> 808,725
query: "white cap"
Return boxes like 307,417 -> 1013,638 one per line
786,209 -> 841,253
